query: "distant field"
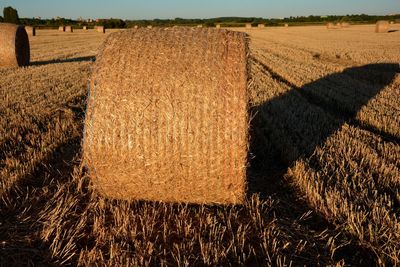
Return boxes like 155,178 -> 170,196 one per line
0,25 -> 399,266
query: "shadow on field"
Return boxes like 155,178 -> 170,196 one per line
247,63 -> 399,263
31,55 -> 95,66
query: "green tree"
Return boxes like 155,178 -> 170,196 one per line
3,6 -> 20,24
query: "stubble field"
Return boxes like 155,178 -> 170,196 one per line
0,25 -> 399,266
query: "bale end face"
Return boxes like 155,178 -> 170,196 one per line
97,26 -> 105,33
83,28 -> 249,205
58,26 -> 65,32
0,23 -> 30,68
65,26 -> 73,33
376,21 -> 389,33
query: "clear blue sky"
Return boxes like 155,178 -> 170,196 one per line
1,0 -> 399,19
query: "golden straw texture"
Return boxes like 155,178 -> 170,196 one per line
83,28 -> 249,204
0,23 -> 30,68
58,26 -> 65,32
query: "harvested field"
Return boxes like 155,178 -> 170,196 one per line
0,24 -> 399,266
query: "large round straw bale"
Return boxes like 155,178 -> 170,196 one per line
59,26 -> 65,32
0,23 -> 30,68
375,20 -> 389,33
25,26 -> 36,36
96,25 -> 105,33
65,25 -> 73,32
245,23 -> 252,29
83,28 -> 249,204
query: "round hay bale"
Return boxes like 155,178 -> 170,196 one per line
83,27 -> 249,204
245,23 -> 252,29
0,23 -> 30,68
83,26 -> 88,30
197,24 -> 203,28
341,22 -> 350,28
97,26 -> 105,33
376,20 -> 389,33
147,25 -> 153,29
25,26 -> 36,36
327,23 -> 335,29
134,25 -> 139,29
284,23 -> 289,27
258,24 -> 265,28
58,26 -> 65,32
216,24 -> 221,28
65,26 -> 73,32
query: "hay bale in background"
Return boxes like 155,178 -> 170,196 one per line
216,24 -> 221,29
0,23 -> 30,68
25,26 -> 36,36
197,24 -> 203,28
134,25 -> 139,29
258,24 -> 265,29
147,25 -> 153,29
97,26 -> 105,33
83,26 -> 88,30
375,21 -> 388,32
65,26 -> 73,33
245,23 -> 252,29
58,26 -> 65,32
341,22 -> 350,28
83,27 -> 249,204
336,23 -> 342,28
284,23 -> 289,27
376,21 -> 389,33
327,23 -> 337,29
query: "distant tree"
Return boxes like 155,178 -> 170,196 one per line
3,6 -> 20,24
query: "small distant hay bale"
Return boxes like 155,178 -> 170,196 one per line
245,23 -> 252,29
258,24 -> 265,29
0,23 -> 30,68
83,26 -> 88,30
375,20 -> 389,33
25,26 -> 36,36
134,25 -> 139,29
58,26 -> 65,32
284,23 -> 289,27
335,23 -> 342,28
197,24 -> 203,28
341,22 -> 350,28
65,26 -> 73,32
147,25 -> 153,29
97,26 -> 105,33
327,23 -> 338,29
83,27 -> 249,204
216,24 -> 221,28
390,21 -> 394,24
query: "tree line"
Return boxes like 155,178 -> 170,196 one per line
1,6 -> 399,28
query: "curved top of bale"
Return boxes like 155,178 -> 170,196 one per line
84,27 -> 249,204
0,23 -> 30,68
